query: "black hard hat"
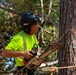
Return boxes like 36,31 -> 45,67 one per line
20,12 -> 40,34
20,12 -> 40,26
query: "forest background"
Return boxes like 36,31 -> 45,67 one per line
0,0 -> 76,75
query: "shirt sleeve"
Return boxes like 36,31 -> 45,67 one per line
5,35 -> 22,51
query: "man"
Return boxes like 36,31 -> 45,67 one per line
2,12 -> 40,75
2,12 -> 57,75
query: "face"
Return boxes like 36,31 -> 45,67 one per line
30,22 -> 39,35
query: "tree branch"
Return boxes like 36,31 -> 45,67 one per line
0,6 -> 22,16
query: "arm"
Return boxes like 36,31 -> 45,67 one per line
1,34 -> 33,58
1,49 -> 33,58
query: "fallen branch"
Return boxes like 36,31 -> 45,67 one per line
41,66 -> 76,71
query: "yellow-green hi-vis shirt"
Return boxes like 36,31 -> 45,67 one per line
5,31 -> 38,66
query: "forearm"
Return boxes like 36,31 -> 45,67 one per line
1,50 -> 23,58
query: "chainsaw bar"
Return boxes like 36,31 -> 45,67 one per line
25,43 -> 63,69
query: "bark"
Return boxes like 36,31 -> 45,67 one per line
58,0 -> 76,75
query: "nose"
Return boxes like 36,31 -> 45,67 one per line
35,23 -> 39,28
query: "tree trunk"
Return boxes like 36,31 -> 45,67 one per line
58,0 -> 76,75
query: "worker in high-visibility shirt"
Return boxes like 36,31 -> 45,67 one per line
2,12 -> 57,75
2,12 -> 40,75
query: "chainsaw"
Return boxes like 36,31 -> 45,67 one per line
25,43 -> 63,69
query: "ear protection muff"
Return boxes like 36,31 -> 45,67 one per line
20,18 -> 32,34
22,25 -> 31,34
21,19 -> 33,34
